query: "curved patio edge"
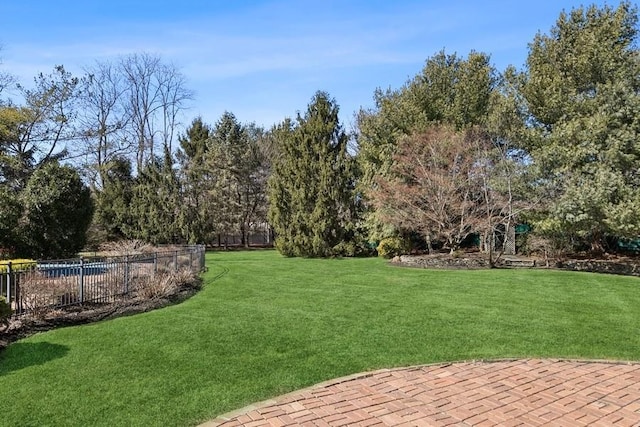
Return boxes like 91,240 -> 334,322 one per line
200,358 -> 640,426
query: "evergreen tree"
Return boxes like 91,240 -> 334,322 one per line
357,50 -> 496,185
197,113 -> 270,248
521,1 -> 640,252
18,162 -> 94,258
178,116 -> 210,160
177,117 -> 215,244
174,114 -> 270,247
268,91 -> 354,257
0,93 -> 94,257
0,185 -> 22,253
127,148 -> 182,244
237,124 -> 270,247
91,156 -> 135,243
206,112 -> 245,246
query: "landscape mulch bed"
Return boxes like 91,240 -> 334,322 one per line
394,252 -> 640,275
0,279 -> 202,351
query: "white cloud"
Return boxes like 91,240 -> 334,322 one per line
3,0 -> 587,127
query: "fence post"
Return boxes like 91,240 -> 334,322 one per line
153,252 -> 158,274
79,258 -> 85,303
173,250 -> 178,272
15,264 -> 21,314
124,255 -> 130,294
189,249 -> 194,271
6,262 -> 11,304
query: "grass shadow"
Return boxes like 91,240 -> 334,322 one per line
0,341 -> 69,375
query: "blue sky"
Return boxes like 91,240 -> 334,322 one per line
1,0 -> 618,130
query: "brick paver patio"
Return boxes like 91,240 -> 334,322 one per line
201,359 -> 640,426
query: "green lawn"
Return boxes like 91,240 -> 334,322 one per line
1,250 -> 640,426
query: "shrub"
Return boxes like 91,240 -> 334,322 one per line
18,162 -> 94,259
451,249 -> 464,259
0,259 -> 37,273
99,240 -> 154,256
134,269 -> 197,300
376,237 -> 411,259
0,296 -> 11,326
333,238 -> 375,257
19,272 -> 76,319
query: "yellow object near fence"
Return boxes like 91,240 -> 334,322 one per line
0,260 -> 37,273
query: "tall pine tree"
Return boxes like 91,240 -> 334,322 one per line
522,1 -> 640,252
177,117 -> 215,244
268,91 -> 354,257
127,148 -> 182,244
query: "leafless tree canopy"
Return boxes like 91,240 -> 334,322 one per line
120,53 -> 193,171
79,61 -> 131,188
373,124 -> 535,260
78,53 -> 193,189
374,126 -> 483,252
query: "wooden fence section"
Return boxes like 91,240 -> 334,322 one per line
0,245 -> 206,316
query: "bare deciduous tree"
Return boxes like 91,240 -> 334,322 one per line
157,62 -> 192,154
120,53 -> 192,171
79,60 -> 131,189
77,54 -> 192,188
0,45 -> 15,98
373,125 -> 488,254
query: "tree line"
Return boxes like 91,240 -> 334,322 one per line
361,1 -> 640,261
1,2 -> 638,260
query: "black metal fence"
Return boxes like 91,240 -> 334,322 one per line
0,245 -> 206,316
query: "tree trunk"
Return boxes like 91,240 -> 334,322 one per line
488,231 -> 495,268
241,224 -> 248,248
